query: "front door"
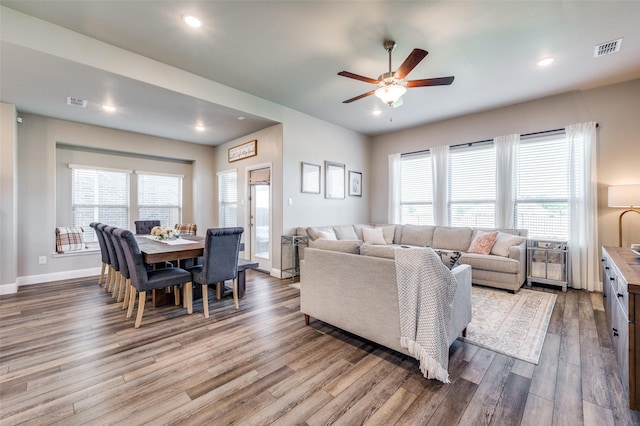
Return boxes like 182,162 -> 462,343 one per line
249,167 -> 271,272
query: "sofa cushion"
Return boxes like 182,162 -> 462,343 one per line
400,224 -> 435,247
434,249 -> 462,270
308,239 -> 362,254
353,224 -> 374,241
306,226 -> 334,240
468,230 -> 499,254
362,227 -> 387,245
317,229 -> 337,240
459,252 -> 520,274
333,225 -> 358,240
375,225 -> 396,244
432,226 -> 472,252
360,243 -> 397,259
491,232 -> 526,257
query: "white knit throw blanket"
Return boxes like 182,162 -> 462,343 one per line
395,247 -> 458,383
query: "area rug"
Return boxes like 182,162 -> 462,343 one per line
461,286 -> 556,364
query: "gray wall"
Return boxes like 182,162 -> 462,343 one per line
370,78 -> 640,249
0,103 -> 18,289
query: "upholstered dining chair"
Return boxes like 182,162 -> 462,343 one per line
175,223 -> 197,235
103,225 -> 124,299
90,222 -> 109,287
134,220 -> 161,235
97,223 -> 118,292
189,227 -> 244,318
108,226 -> 131,305
118,228 -> 193,328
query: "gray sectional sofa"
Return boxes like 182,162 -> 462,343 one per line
296,223 -> 528,293
300,247 -> 473,358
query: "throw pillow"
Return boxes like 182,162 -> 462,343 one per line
468,230 -> 499,254
316,229 -> 337,240
362,227 -> 387,245
434,249 -> 462,270
491,232 -> 525,257
55,226 -> 86,253
375,225 -> 396,244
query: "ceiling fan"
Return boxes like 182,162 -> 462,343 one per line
338,40 -> 454,108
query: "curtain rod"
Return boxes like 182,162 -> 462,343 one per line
402,123 -> 599,157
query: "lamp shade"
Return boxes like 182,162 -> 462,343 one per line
608,184 -> 640,207
375,84 -> 406,105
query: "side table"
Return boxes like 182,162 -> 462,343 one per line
527,238 -> 569,291
281,235 -> 308,282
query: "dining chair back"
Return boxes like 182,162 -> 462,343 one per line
90,222 -> 109,287
104,225 -> 123,299
109,227 -> 131,306
97,223 -> 117,292
118,229 -> 193,328
135,220 -> 161,235
190,227 -> 244,318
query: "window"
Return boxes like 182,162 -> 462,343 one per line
400,152 -> 434,225
218,170 -> 237,227
516,134 -> 569,239
71,166 -> 130,242
137,172 -> 182,227
449,144 -> 496,227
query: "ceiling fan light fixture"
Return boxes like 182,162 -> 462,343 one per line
375,84 -> 406,106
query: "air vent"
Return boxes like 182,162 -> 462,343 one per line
66,96 -> 87,108
594,38 -> 622,57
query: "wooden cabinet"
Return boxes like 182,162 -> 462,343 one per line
602,246 -> 639,410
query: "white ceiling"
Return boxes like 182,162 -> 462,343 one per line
1,1 -> 640,146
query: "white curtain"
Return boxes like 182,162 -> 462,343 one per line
431,145 -> 449,226
566,122 -> 599,291
495,134 -> 520,228
388,153 -> 401,224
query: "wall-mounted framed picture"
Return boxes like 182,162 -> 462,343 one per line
325,161 -> 345,199
301,162 -> 321,194
228,139 -> 257,162
348,171 -> 362,197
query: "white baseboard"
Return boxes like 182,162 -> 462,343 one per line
271,268 -> 282,278
0,282 -> 18,295
9,267 -> 102,293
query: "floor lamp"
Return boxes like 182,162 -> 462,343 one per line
608,184 -> 640,247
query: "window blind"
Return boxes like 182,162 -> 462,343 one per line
137,173 -> 182,226
218,170 -> 237,227
72,167 -> 130,242
400,152 -> 434,225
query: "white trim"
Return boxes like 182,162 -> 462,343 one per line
68,163 -> 132,174
271,268 -> 282,279
135,170 -> 184,178
16,267 -> 101,288
52,248 -> 100,258
0,282 -> 18,295
217,168 -> 237,176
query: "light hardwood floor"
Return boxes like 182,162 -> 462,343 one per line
1,271 -> 639,425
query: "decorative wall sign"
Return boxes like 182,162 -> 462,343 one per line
228,139 -> 257,162
348,171 -> 362,196
301,162 -> 321,194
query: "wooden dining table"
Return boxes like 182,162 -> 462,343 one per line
136,235 -> 258,301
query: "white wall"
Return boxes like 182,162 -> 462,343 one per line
0,102 -> 18,292
282,108 -> 372,234
370,79 -> 640,249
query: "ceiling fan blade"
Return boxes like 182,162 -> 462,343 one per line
394,49 -> 428,80
338,71 -> 379,85
406,76 -> 455,87
342,90 -> 376,103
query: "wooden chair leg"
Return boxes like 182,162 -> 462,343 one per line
185,282 -> 193,315
112,274 -> 120,298
232,278 -> 239,310
134,291 -> 146,328
99,263 -> 106,286
122,279 -> 131,309
127,288 -> 136,318
106,267 -> 113,291
117,275 -> 125,302
202,284 -> 209,319
216,282 -> 222,300
174,285 -> 180,306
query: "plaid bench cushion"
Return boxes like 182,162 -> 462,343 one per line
56,226 -> 86,253
175,223 -> 197,235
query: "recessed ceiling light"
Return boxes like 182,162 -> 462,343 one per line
372,110 -> 382,116
195,125 -> 205,132
182,15 -> 203,28
102,105 -> 116,112
537,57 -> 555,67
237,116 -> 245,120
